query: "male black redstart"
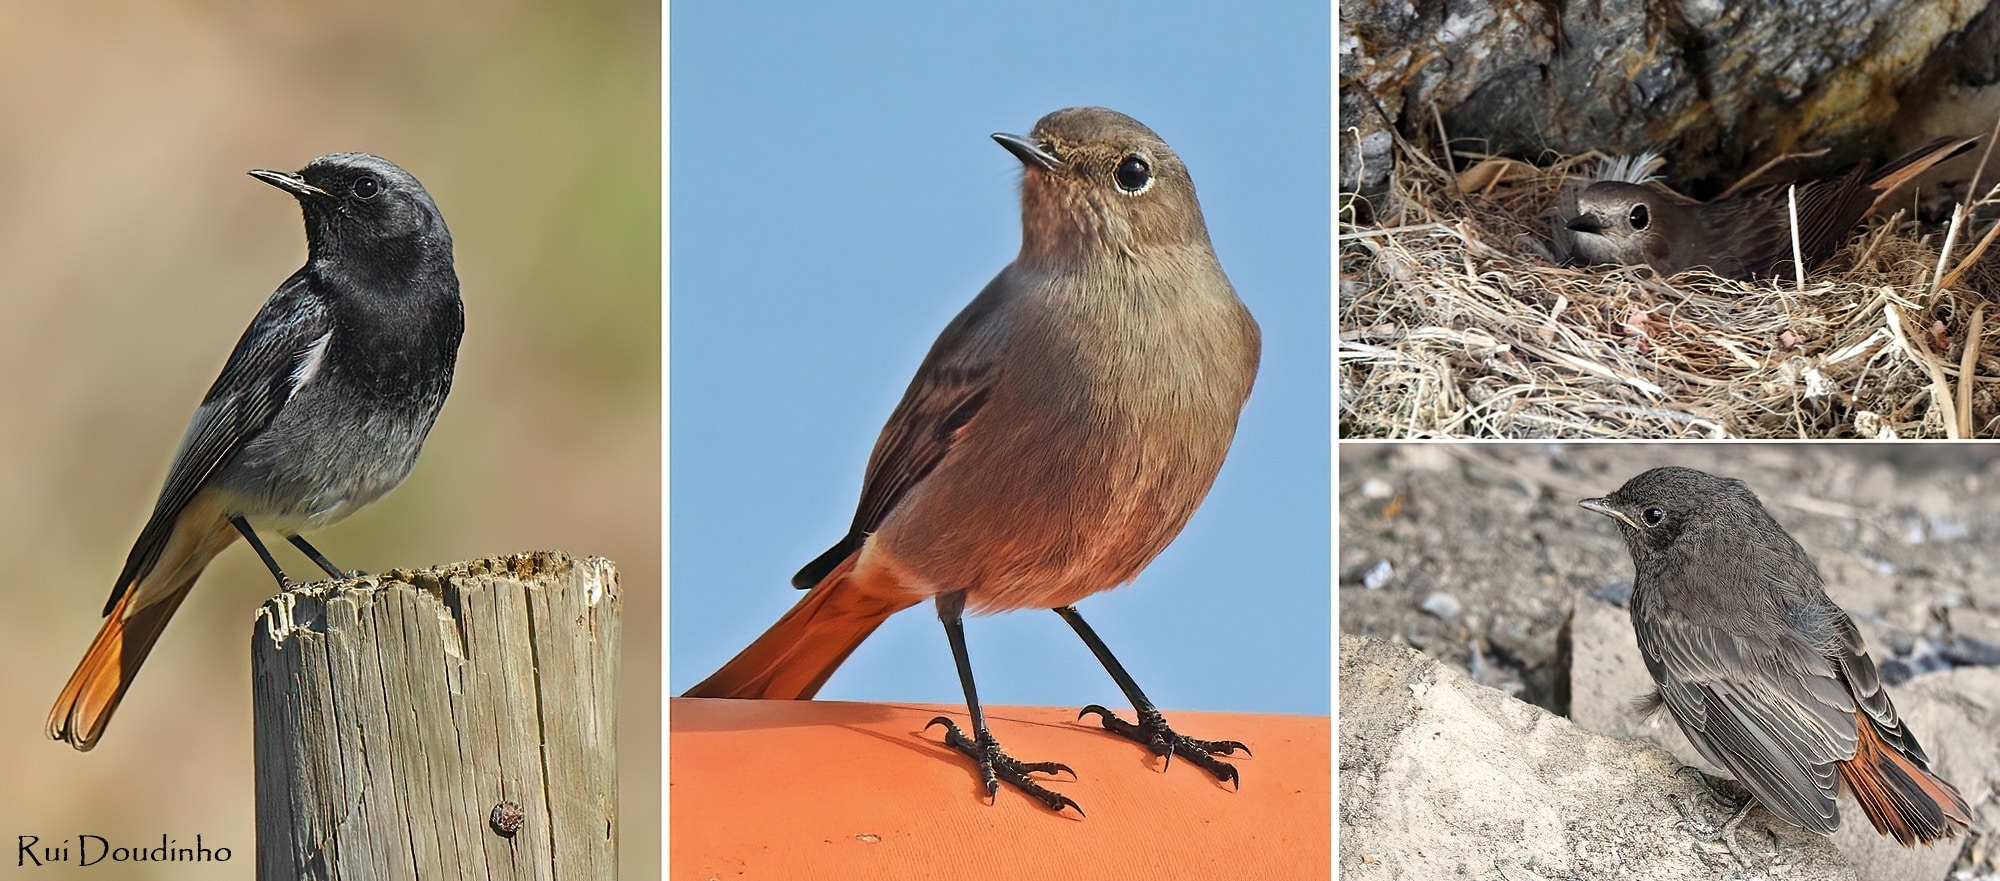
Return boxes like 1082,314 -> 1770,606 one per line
48,153 -> 463,751
1581,467 -> 1970,845
684,107 -> 1261,815
1559,137 -> 1977,279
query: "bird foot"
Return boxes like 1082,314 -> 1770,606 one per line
1674,794 -> 1757,867
925,716 -> 1081,816
1078,704 -> 1247,788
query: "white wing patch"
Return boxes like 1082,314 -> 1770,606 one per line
288,330 -> 333,400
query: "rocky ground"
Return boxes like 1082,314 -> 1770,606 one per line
1338,443 -> 2000,879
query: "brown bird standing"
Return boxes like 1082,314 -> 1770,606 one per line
1581,467 -> 1971,846
1559,137 -> 1978,278
683,107 -> 1261,815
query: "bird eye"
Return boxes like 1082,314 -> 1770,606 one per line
1628,203 -> 1649,230
1642,507 -> 1665,527
1114,155 -> 1152,193
353,176 -> 380,200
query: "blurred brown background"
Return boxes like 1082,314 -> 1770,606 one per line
0,1 -> 660,878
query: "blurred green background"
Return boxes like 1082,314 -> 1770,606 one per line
0,1 -> 660,877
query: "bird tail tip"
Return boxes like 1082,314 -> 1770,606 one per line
1839,712 -> 1972,846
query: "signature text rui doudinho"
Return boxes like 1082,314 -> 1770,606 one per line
18,834 -> 231,866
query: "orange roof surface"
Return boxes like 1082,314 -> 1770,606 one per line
670,698 -> 1330,880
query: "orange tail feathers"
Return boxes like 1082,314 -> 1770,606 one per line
1863,136 -> 1981,214
684,554 -> 921,700
1837,710 -> 1973,846
47,585 -> 196,751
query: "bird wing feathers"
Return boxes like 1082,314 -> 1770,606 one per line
1635,603 -> 1861,833
109,272 -> 334,613
791,276 -> 1008,588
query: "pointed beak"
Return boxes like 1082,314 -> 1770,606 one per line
1578,497 -> 1638,530
992,132 -> 1060,172
248,169 -> 332,200
1566,213 -> 1607,234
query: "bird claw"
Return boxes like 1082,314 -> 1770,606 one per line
1079,704 -> 1246,788
1673,793 -> 1756,867
927,716 -> 1082,816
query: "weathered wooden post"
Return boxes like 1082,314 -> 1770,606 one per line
251,551 -> 619,880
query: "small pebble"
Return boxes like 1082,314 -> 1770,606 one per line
1420,592 -> 1462,621
1927,517 -> 1969,542
1359,478 -> 1394,499
1886,631 -> 1916,655
1362,559 -> 1394,590
1943,636 -> 2000,668
1881,659 -> 1912,686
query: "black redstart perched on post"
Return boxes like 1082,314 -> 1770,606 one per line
683,107 -> 1261,815
1559,137 -> 1977,279
48,153 -> 464,751
1581,467 -> 1971,845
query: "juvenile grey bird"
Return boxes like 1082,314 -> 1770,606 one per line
684,107 -> 1261,815
1581,467 -> 1970,845
1559,137 -> 1977,278
49,153 -> 463,751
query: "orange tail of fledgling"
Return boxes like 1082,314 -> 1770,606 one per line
683,554 -> 922,700
47,584 -> 197,751
1863,136 -> 1981,214
1837,710 -> 1973,846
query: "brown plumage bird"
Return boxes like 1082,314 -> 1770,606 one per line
1581,467 -> 1971,846
684,107 -> 1261,815
1559,137 -> 1977,279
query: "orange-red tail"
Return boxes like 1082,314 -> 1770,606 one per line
50,496 -> 235,751
1837,710 -> 1973,846
1864,136 -> 1981,214
47,585 -> 197,751
684,555 -> 921,700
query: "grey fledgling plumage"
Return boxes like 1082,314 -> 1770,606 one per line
685,107 -> 1261,814
1581,467 -> 1970,845
1558,137 -> 1977,279
49,153 -> 463,750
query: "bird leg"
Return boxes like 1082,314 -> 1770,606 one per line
1054,605 -> 1248,788
230,516 -> 295,589
1668,767 -> 1758,867
1674,796 -> 1757,866
929,591 -> 1081,815
287,534 -> 363,580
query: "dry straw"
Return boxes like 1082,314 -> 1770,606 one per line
1340,136 -> 2000,439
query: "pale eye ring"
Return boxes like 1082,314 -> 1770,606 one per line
1642,507 -> 1665,527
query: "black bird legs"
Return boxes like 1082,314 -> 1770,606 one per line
927,590 -> 1082,816
229,516 -> 357,587
230,516 -> 293,588
1056,605 -> 1249,788
288,534 -> 361,580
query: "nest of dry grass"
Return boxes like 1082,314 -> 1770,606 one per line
1339,144 -> 2000,438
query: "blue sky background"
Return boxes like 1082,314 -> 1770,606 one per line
668,3 -> 1330,716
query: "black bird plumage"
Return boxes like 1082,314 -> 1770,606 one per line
50,152 -> 463,750
1580,467 -> 1969,845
